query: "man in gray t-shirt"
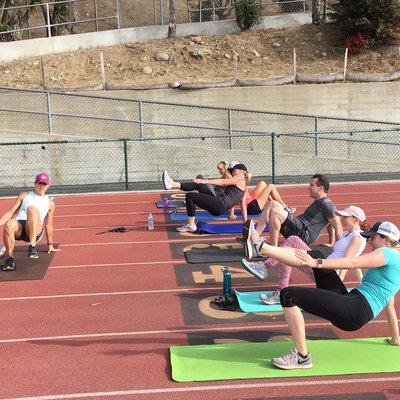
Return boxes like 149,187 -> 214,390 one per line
254,174 -> 342,247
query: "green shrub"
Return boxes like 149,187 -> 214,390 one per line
235,0 -> 263,31
329,0 -> 400,50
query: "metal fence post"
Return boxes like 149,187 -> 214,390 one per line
271,132 -> 276,183
94,0 -> 99,31
139,101 -> 144,139
228,109 -> 232,150
45,3 -> 52,37
314,116 -> 318,156
116,0 -> 121,28
123,138 -> 129,190
160,0 -> 164,25
46,91 -> 53,134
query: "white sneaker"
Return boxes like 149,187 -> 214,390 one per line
176,223 -> 197,232
260,290 -> 280,305
163,170 -> 173,190
241,258 -> 268,280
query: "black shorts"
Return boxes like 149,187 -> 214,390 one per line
247,199 -> 261,215
280,212 -> 311,243
16,220 -> 43,243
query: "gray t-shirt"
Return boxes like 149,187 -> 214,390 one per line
298,197 -> 337,243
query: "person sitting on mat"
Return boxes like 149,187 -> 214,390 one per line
0,172 -> 60,271
162,164 -> 249,232
245,219 -> 400,369
241,205 -> 368,305
245,174 -> 342,252
227,161 -> 296,220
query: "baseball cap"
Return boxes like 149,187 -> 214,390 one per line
361,221 -> 400,242
35,172 -> 50,185
228,160 -> 240,173
231,163 -> 248,172
335,205 -> 366,222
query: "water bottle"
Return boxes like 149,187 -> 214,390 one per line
147,212 -> 154,231
162,197 -> 170,215
222,267 -> 231,297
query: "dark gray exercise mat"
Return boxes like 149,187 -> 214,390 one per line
184,244 -> 262,264
0,244 -> 56,282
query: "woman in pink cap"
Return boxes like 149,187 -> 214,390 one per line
0,172 -> 60,271
241,205 -> 368,305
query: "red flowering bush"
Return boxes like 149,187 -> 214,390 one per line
330,0 -> 400,53
344,32 -> 367,54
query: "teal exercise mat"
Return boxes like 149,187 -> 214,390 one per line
235,289 -> 282,313
0,244 -> 57,282
170,337 -> 400,382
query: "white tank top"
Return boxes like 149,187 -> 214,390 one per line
329,229 -> 366,259
16,191 -> 50,223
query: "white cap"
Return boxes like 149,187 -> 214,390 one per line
361,221 -> 400,242
335,205 -> 366,222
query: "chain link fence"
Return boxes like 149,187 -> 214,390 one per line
0,86 -> 400,194
0,0 -> 314,41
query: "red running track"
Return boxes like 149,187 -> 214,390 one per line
0,182 -> 399,400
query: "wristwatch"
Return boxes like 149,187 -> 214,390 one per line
317,258 -> 323,268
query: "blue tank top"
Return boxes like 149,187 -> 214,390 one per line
357,247 -> 400,317
217,185 -> 245,210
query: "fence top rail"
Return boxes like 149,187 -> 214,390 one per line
1,86 -> 400,127
1,129 -> 400,146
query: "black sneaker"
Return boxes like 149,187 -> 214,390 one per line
3,257 -> 16,271
28,245 -> 39,259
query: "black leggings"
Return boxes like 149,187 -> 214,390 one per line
280,268 -> 373,331
180,181 -> 226,217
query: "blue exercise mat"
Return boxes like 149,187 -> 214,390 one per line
197,221 -> 270,234
170,210 -> 239,222
235,290 -> 282,313
156,200 -> 186,208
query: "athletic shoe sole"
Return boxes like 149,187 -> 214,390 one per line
162,171 -> 168,190
240,258 -> 265,280
272,360 -> 313,370
242,220 -> 253,260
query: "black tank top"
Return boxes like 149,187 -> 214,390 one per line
218,185 -> 245,209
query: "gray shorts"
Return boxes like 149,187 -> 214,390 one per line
280,213 -> 311,244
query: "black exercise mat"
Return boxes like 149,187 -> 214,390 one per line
0,244 -> 56,282
184,244 -> 262,264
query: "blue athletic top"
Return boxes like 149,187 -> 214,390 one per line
357,247 -> 400,317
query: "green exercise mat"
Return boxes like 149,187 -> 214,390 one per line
170,338 -> 399,382
235,289 -> 282,313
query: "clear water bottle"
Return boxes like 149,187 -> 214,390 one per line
222,267 -> 231,297
147,212 -> 154,230
162,197 -> 170,215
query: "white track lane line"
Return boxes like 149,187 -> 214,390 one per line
0,281 -> 344,301
2,376 -> 400,400
0,317 -> 393,345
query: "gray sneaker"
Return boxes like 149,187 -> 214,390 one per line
241,258 -> 268,280
243,219 -> 263,259
260,290 -> 281,305
272,348 -> 313,370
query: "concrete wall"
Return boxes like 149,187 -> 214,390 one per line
0,13 -> 310,63
84,82 -> 400,123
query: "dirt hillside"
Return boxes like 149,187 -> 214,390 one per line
0,23 -> 399,89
